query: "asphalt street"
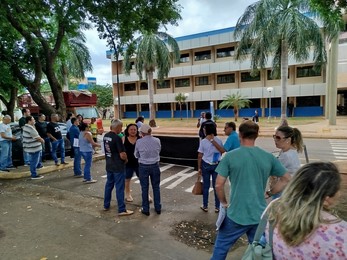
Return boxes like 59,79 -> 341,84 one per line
0,160 -> 244,260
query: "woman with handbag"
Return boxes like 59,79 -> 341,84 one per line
266,162 -> 347,259
197,123 -> 224,213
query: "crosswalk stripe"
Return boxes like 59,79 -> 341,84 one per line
160,168 -> 192,186
166,171 -> 197,189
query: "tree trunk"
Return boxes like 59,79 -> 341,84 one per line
147,71 -> 156,127
62,65 -> 69,91
180,103 -> 182,120
233,108 -> 238,122
280,40 -> 289,127
0,87 -> 17,121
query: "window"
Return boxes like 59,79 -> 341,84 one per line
297,66 -> 321,78
194,50 -> 211,61
296,96 -> 320,107
216,47 -> 235,58
130,61 -> 135,69
180,53 -> 190,63
267,70 -> 290,80
195,76 -> 210,86
140,82 -> 148,90
195,101 -> 210,110
175,78 -> 190,88
241,72 -> 260,82
217,74 -> 235,84
125,104 -> 137,112
141,104 -> 149,111
157,80 -> 170,89
158,103 -> 171,110
124,83 -> 136,91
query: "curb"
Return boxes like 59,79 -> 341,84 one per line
0,154 -> 105,180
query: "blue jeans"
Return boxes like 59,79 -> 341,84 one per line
29,151 -> 41,178
73,147 -> 82,175
211,216 -> 258,260
104,171 -> 126,213
201,160 -> 220,209
51,139 -> 65,164
80,151 -> 92,181
125,166 -> 139,179
0,141 -> 12,170
139,163 -> 161,213
23,151 -> 31,165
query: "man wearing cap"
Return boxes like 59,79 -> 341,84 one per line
135,124 -> 162,216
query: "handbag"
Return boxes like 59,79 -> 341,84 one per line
192,175 -> 203,195
241,211 -> 274,260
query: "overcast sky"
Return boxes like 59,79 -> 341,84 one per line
84,0 -> 256,85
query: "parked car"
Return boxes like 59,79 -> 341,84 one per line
10,122 -> 71,166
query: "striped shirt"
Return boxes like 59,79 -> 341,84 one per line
134,135 -> 161,165
22,124 -> 42,153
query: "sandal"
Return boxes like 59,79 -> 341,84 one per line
215,208 -> 220,213
200,206 -> 208,212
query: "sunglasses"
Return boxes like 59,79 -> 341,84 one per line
273,135 -> 287,141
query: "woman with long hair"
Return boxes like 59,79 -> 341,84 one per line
123,124 -> 140,202
266,162 -> 347,259
79,122 -> 100,184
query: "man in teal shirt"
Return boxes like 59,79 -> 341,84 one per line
211,120 -> 291,260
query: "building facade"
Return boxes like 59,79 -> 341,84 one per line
108,21 -> 347,119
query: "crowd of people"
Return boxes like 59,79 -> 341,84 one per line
1,109 -> 346,258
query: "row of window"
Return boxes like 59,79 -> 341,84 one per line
123,66 -> 321,91
124,96 -> 321,111
181,46 -> 237,62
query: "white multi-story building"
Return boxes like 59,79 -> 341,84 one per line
107,20 -> 347,119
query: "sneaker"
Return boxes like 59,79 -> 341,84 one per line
55,162 -> 60,166
103,207 -> 110,211
37,165 -> 44,169
24,164 -> 30,167
118,210 -> 134,216
6,166 -> 16,170
0,169 -> 10,173
31,175 -> 44,180
84,179 -> 97,184
61,162 -> 69,165
200,206 -> 208,212
155,210 -> 161,215
73,174 -> 83,178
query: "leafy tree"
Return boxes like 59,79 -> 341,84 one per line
175,93 -> 188,120
219,92 -> 251,122
90,84 -> 114,109
0,0 -> 89,120
235,0 -> 326,126
124,31 -> 180,127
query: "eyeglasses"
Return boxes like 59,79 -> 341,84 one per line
273,135 -> 287,141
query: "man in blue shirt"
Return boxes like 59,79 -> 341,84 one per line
223,122 -> 240,152
69,118 -> 82,177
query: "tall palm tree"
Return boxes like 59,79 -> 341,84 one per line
235,0 -> 326,126
219,92 -> 251,122
175,93 -> 187,120
124,31 -> 180,127
57,30 -> 93,90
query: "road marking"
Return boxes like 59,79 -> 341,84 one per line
329,139 -> 347,160
160,168 -> 193,186
166,171 -> 197,189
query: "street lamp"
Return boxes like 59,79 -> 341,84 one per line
184,93 -> 189,119
266,87 -> 274,121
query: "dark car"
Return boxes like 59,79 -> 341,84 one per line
10,122 -> 71,166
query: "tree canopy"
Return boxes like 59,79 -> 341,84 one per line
90,84 -> 114,109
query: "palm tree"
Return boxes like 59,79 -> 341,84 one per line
235,0 -> 326,126
57,29 -> 93,90
175,93 -> 188,120
219,92 -> 251,122
124,31 -> 180,127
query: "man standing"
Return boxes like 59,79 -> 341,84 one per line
23,116 -> 45,179
103,119 -> 133,216
19,108 -> 31,166
46,114 -> 68,166
196,111 -> 206,128
199,112 -> 217,139
223,122 -> 240,152
69,118 -> 82,177
135,124 -> 162,216
0,115 -> 16,172
35,114 -> 49,164
211,121 -> 291,259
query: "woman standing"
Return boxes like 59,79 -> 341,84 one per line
79,123 -> 100,184
269,125 -> 303,198
123,124 -> 140,202
266,162 -> 347,259
197,123 -> 224,213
